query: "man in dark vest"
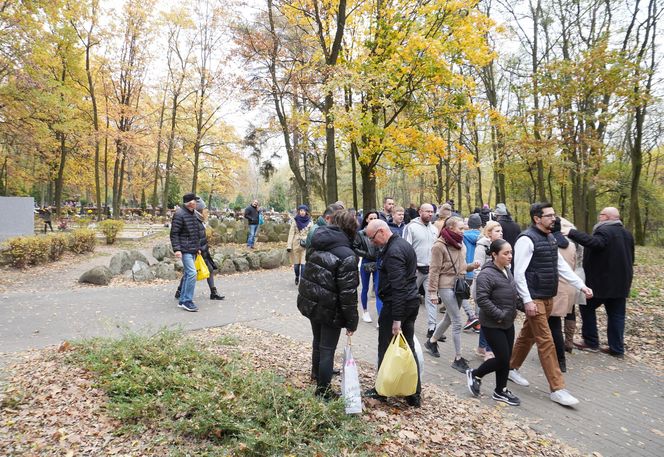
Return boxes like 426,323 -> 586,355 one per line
509,202 -> 593,406
563,207 -> 634,358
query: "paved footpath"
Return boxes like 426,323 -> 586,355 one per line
1,253 -> 662,457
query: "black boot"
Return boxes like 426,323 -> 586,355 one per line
210,287 -> 225,300
175,288 -> 181,300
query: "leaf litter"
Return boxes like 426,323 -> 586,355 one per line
1,324 -> 583,456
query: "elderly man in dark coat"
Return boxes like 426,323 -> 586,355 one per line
563,207 -> 635,358
364,219 -> 422,407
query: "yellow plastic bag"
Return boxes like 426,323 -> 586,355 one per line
375,331 -> 418,397
194,253 -> 210,281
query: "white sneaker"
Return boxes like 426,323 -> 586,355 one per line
550,389 -> 579,406
362,311 -> 372,323
508,369 -> 530,386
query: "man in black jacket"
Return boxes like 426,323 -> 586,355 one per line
495,203 -> 521,248
244,199 -> 260,248
563,207 -> 635,358
364,219 -> 421,407
170,193 -> 206,312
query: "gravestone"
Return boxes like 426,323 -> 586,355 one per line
0,197 -> 35,241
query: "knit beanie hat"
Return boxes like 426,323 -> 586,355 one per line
183,193 -> 197,204
495,203 -> 508,216
297,204 -> 309,212
468,213 -> 482,229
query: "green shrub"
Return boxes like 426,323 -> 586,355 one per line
98,219 -> 125,244
69,331 -> 374,455
69,229 -> 97,254
49,234 -> 69,261
5,237 -> 32,268
77,217 -> 92,228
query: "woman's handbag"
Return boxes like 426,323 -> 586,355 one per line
454,277 -> 471,300
194,253 -> 210,281
445,245 -> 470,301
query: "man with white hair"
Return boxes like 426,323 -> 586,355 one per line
563,207 -> 634,358
364,219 -> 421,407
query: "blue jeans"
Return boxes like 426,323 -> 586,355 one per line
580,297 -> 626,354
360,259 -> 382,315
180,253 -> 197,305
247,224 -> 259,247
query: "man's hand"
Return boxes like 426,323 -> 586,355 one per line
391,320 -> 401,335
430,295 -> 439,304
582,286 -> 593,299
175,251 -> 182,259
346,329 -> 354,337
524,301 -> 537,317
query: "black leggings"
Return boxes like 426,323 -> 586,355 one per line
547,316 -> 565,365
310,320 -> 341,392
473,325 -> 514,393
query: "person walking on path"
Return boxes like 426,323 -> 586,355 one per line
170,193 -> 207,312
287,205 -> 313,285
466,239 -> 521,406
563,207 -> 635,358
378,196 -> 395,223
402,203 -> 439,339
174,199 -> 224,302
404,203 -> 419,224
40,207 -> 54,233
364,219 -> 422,407
472,220 -> 504,360
495,203 -> 521,249
354,210 -> 381,323
388,206 -> 406,237
509,202 -> 593,406
549,217 -> 577,372
305,204 -> 343,260
244,199 -> 260,249
297,210 -> 359,399
425,216 -> 480,373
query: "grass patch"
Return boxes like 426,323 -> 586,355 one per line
68,330 -> 374,456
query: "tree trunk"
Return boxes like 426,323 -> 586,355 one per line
54,133 -> 67,218
360,162 -> 376,213
152,87 -> 167,214
324,92 -> 338,204
351,140 -> 359,210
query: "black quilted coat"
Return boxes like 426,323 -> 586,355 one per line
475,260 -> 520,330
297,225 -> 359,331
170,207 -> 206,254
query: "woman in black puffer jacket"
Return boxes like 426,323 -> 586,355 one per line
466,239 -> 522,406
297,210 -> 360,399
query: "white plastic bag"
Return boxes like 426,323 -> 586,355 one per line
413,335 -> 424,378
342,341 -> 363,414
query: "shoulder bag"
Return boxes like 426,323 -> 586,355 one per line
445,245 -> 470,301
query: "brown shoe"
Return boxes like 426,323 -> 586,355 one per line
573,341 -> 599,353
600,347 -> 624,359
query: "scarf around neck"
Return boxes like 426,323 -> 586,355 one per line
440,227 -> 463,249
295,214 -> 311,231
592,219 -> 623,233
